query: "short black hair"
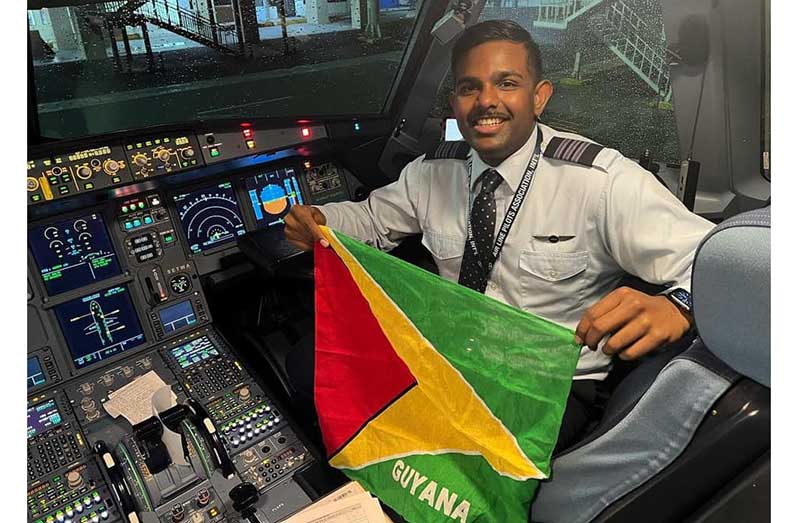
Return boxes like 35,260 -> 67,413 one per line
451,20 -> 543,82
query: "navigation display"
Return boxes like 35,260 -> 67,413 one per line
244,167 -> 305,229
159,300 -> 198,334
27,357 -> 46,389
170,336 -> 220,369
173,181 -> 246,254
27,399 -> 62,439
54,285 -> 146,369
28,213 -> 121,295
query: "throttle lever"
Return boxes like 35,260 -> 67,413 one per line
186,398 -> 236,479
94,440 -> 140,523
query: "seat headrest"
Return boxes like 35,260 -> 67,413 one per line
692,207 -> 770,387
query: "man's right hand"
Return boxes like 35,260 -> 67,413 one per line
284,205 -> 329,251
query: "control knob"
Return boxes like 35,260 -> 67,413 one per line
80,397 -> 96,411
51,166 -> 63,176
85,408 -> 100,422
100,374 -> 114,387
180,148 -> 195,159
156,149 -> 172,162
122,366 -> 134,378
103,159 -> 120,175
238,386 -> 251,402
27,177 -> 40,191
79,382 -> 94,395
190,512 -> 206,523
132,154 -> 148,167
196,488 -> 211,507
66,469 -> 83,489
242,449 -> 257,465
171,504 -> 185,522
76,166 -> 93,180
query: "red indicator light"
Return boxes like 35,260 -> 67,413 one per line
242,128 -> 253,139
301,127 -> 311,138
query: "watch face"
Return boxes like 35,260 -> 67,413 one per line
670,288 -> 692,311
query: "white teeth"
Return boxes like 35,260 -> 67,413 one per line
476,118 -> 503,126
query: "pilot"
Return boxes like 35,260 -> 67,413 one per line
284,20 -> 713,451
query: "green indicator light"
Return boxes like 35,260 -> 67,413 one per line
210,148 -> 220,157
164,234 -> 174,243
138,202 -> 145,209
354,122 -> 361,131
122,206 -> 128,213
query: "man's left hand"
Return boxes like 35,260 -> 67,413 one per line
574,287 -> 691,360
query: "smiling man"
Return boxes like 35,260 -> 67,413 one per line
284,20 -> 713,451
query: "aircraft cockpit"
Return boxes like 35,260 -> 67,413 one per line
23,1 -> 771,522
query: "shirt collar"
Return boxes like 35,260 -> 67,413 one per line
469,125 -> 540,192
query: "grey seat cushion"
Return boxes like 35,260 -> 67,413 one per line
692,207 -> 771,387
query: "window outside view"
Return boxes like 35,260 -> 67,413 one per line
29,0 -> 421,139
437,0 -> 680,163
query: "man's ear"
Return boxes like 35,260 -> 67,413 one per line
533,79 -> 554,117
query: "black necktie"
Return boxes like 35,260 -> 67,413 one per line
458,169 -> 503,293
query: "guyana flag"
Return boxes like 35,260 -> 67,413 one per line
314,227 -> 580,523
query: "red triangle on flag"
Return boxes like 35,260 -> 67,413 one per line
314,245 -> 417,456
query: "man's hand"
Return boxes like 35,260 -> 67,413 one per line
284,205 -> 329,251
574,287 -> 691,360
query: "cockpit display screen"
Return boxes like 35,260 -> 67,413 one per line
244,167 -> 305,229
27,399 -> 62,439
28,213 -> 121,295
173,181 -> 246,254
54,285 -> 146,369
159,300 -> 197,334
170,335 -> 219,369
27,357 -> 46,389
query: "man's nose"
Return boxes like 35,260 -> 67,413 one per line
476,84 -> 499,108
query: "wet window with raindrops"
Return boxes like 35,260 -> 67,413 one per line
28,0 -> 422,139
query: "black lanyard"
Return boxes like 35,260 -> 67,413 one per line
465,128 -> 543,274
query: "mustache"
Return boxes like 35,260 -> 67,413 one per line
468,111 -> 511,124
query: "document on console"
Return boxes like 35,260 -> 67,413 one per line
103,370 -> 173,425
282,491 -> 388,523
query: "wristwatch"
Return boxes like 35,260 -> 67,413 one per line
664,287 -> 692,314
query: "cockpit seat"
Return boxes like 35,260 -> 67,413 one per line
530,207 -> 771,523
692,207 -> 771,387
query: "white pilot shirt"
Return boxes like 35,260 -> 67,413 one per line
320,123 -> 714,380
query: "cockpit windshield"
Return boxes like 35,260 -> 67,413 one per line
28,0 -> 423,139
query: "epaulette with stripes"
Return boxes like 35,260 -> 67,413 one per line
424,141 -> 470,161
544,137 -> 604,167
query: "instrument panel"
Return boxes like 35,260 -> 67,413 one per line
27,147 -> 356,522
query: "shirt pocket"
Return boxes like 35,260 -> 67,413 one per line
421,230 -> 464,279
518,250 -> 590,312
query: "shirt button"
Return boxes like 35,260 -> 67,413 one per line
488,282 -> 498,290
549,270 -> 557,279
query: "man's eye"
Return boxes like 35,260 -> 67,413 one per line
499,81 -> 517,89
458,85 -> 478,95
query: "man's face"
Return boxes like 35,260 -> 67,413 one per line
450,40 -> 551,166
